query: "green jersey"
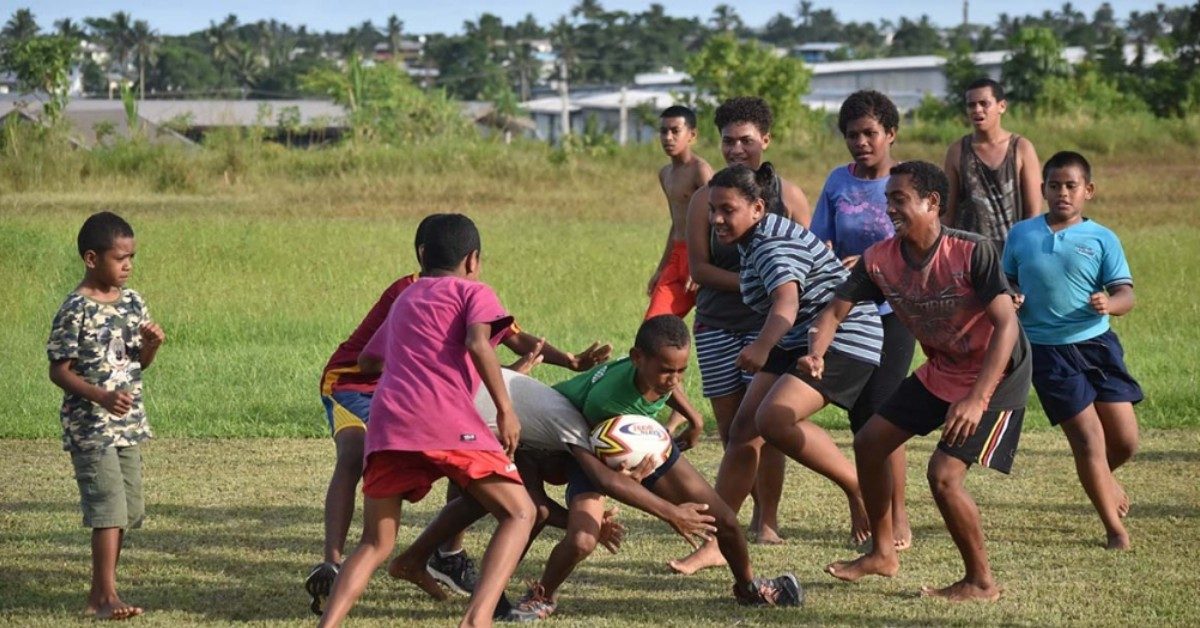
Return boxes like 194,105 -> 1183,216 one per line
551,357 -> 669,426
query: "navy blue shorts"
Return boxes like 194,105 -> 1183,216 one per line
1031,330 -> 1143,426
566,443 -> 681,503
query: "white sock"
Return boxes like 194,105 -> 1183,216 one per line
437,548 -> 464,558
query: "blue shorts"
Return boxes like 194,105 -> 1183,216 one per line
1031,330 -> 1143,426
321,391 -> 373,436
566,444 -> 681,503
694,325 -> 757,398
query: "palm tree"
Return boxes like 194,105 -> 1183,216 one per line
3,8 -> 40,43
131,19 -> 158,99
54,17 -> 86,41
386,14 -> 403,61
206,14 -> 242,73
710,5 -> 743,33
85,11 -> 134,74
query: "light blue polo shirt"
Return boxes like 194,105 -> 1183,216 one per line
1002,216 -> 1132,345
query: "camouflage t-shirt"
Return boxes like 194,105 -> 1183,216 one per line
47,289 -> 153,452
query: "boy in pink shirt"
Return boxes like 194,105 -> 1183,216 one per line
319,214 -> 535,628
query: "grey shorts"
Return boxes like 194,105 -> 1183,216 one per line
70,445 -> 145,529
694,325 -> 758,398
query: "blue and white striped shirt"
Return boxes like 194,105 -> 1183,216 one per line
738,213 -> 883,364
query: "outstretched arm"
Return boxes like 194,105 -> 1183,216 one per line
504,332 -> 612,372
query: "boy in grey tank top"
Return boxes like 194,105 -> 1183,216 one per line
942,78 -> 1042,253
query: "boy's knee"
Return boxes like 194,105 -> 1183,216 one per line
926,458 -> 964,498
1109,438 -> 1138,465
534,502 -> 553,526
564,530 -> 599,559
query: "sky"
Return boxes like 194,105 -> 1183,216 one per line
22,1 -> 1176,37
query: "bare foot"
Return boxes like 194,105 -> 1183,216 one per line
751,524 -> 785,545
667,539 -> 726,575
825,552 -> 899,582
919,579 -> 1001,602
893,511 -> 912,551
387,555 -> 449,600
92,602 -> 144,621
1106,531 -> 1131,550
1115,482 -> 1130,518
894,534 -> 913,551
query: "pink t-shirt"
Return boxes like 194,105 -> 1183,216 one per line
361,276 -> 513,455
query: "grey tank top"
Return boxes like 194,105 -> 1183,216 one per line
694,164 -> 790,332
955,134 -> 1023,252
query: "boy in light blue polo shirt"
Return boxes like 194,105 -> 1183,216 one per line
1002,151 -> 1142,551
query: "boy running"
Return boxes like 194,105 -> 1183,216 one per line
47,212 -> 165,621
646,105 -> 713,319
1003,151 -> 1142,550
318,214 -> 532,628
943,78 -> 1041,253
817,161 -> 1030,602
510,315 -> 803,621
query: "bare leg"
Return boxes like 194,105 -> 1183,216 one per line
755,376 -> 868,545
86,527 -> 143,620
323,428 -> 364,565
319,496 -> 403,627
389,495 -> 488,599
1060,408 -> 1130,549
654,456 -> 755,586
827,416 -> 911,582
1096,401 -> 1139,518
536,494 -> 606,599
889,446 -> 912,550
459,477 -> 536,628
440,482 -> 469,554
709,389 -> 782,543
918,451 -> 1001,602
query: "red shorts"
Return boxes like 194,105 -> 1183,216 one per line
645,240 -> 696,319
362,449 -> 523,501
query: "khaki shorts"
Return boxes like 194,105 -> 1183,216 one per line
70,445 -> 144,529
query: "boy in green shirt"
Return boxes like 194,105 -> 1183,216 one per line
509,315 -> 803,621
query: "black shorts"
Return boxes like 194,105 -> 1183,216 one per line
1031,330 -> 1143,426
565,443 -> 681,503
877,375 -> 1024,474
763,346 -> 875,411
849,313 -> 916,433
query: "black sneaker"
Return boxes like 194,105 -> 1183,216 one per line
493,592 -> 514,620
304,561 -> 340,616
733,573 -> 804,607
426,550 -> 478,596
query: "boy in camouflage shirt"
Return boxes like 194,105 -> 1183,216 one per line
47,212 -> 164,621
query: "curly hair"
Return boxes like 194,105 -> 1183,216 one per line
837,90 -> 899,136
714,97 -> 773,136
890,161 -> 950,215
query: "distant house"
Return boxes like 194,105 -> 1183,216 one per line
0,98 -> 193,149
522,88 -> 685,144
790,42 -> 846,64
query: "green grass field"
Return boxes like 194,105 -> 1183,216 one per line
1,117 -> 1199,625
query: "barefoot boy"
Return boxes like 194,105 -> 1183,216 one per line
943,78 -> 1041,253
318,214 -> 534,628
645,105 -> 713,319
309,215 -> 610,612
813,161 -> 1030,602
1002,151 -> 1142,549
509,315 -> 802,621
48,211 -> 165,621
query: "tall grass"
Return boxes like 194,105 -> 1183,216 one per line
1,113 -> 1197,439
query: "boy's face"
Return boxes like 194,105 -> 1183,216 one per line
630,344 -> 689,396
1043,165 -> 1094,224
84,236 -> 136,288
709,185 -> 765,245
885,174 -> 938,239
843,115 -> 895,171
964,87 -> 1006,131
659,116 -> 695,157
720,121 -> 770,170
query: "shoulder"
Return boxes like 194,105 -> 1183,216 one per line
945,137 -> 966,162
825,163 -> 852,182
780,177 -> 805,198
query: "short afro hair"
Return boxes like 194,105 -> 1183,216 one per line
965,77 -> 1005,102
420,214 -> 481,272
1042,150 -> 1092,183
77,211 -> 134,258
714,97 -> 773,136
837,90 -> 899,136
890,161 -> 950,214
414,213 -> 446,263
660,105 -> 697,130
635,315 -> 690,355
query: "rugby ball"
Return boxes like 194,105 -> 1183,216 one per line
589,415 -> 672,472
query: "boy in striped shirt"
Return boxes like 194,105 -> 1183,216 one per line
812,160 -> 1030,602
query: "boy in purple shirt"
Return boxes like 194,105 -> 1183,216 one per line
319,214 -> 535,628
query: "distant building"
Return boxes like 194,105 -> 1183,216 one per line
522,88 -> 685,144
790,42 -> 846,64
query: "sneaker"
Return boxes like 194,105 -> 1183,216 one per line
426,550 -> 478,596
733,573 -> 805,607
304,561 -> 340,616
507,583 -> 556,622
493,592 -> 514,621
